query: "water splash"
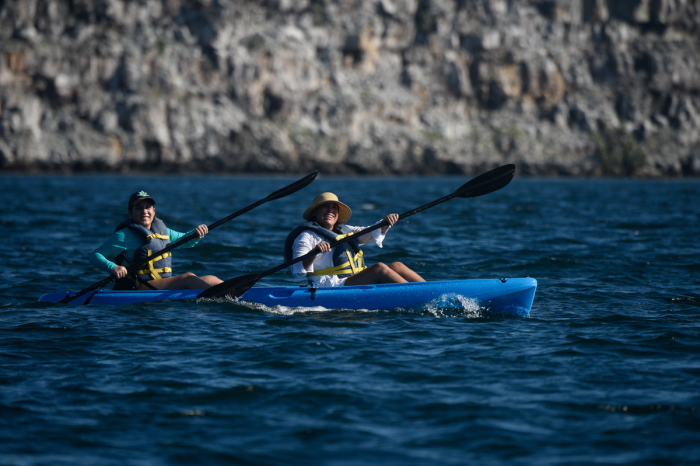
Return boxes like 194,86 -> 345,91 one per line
419,293 -> 483,318
231,297 -> 372,316
220,293 -> 484,317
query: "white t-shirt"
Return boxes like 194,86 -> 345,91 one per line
291,223 -> 386,287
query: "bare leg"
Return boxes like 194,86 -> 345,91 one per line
387,262 -> 425,282
344,263 -> 408,286
137,272 -> 218,290
199,275 -> 223,286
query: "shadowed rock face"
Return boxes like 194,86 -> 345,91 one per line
1,0 -> 698,177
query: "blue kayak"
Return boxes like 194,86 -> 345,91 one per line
39,278 -> 537,316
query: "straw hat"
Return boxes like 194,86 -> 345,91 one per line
303,192 -> 352,224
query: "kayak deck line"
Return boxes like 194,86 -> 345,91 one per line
39,278 -> 537,316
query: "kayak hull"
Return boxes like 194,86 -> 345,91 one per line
39,278 -> 537,316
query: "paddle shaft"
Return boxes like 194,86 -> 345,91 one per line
199,164 -> 516,299
59,171 -> 318,304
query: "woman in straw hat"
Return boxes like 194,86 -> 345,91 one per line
283,192 -> 425,288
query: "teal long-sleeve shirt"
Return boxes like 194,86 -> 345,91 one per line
89,224 -> 201,274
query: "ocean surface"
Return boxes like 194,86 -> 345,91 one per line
1,172 -> 699,465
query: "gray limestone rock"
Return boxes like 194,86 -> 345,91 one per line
1,0 -> 699,176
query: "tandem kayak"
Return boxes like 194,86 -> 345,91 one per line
39,278 -> 537,316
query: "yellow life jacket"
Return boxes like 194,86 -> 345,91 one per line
284,222 -> 366,279
114,218 -> 173,281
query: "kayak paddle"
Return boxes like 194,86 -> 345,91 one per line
198,164 -> 516,300
59,170 -> 319,304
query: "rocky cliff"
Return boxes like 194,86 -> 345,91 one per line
1,0 -> 699,176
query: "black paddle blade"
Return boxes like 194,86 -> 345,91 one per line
264,170 -> 319,202
456,164 -> 515,198
196,274 -> 259,299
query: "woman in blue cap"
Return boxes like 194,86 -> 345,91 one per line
89,191 -> 222,290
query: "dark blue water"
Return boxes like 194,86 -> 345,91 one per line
1,174 -> 699,465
